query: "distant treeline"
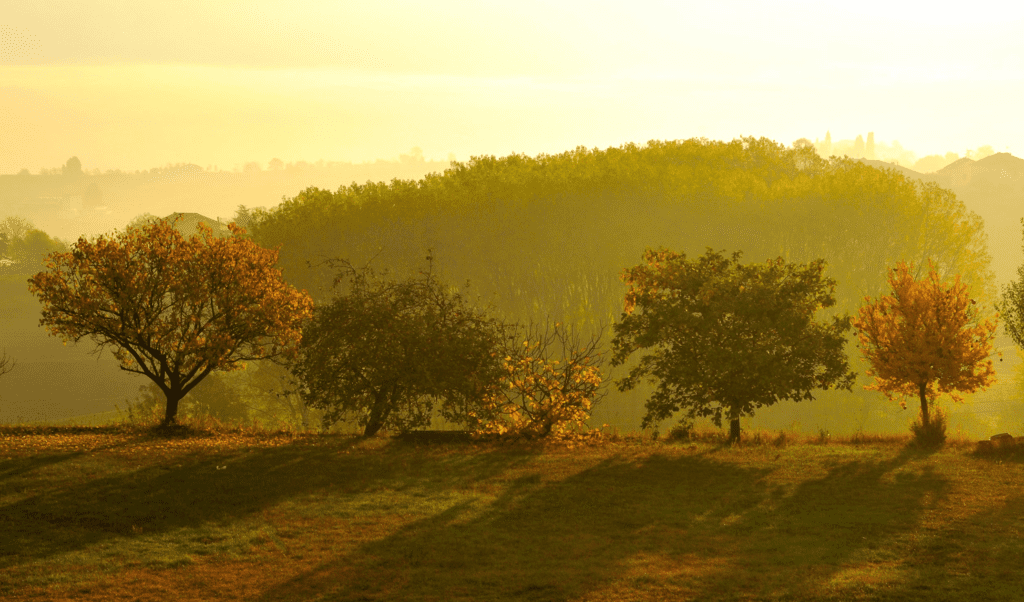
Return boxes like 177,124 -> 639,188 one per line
249,136 -> 993,321
0,151 -> 456,241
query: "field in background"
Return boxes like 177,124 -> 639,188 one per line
3,423 -> 1024,601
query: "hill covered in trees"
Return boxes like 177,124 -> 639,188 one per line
246,137 -> 1006,436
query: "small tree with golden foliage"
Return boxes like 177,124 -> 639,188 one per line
28,217 -> 314,426
852,260 -> 999,434
470,322 -> 606,439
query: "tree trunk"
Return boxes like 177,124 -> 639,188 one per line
729,417 -> 741,444
162,391 -> 183,426
919,381 -> 929,429
299,401 -> 310,432
362,394 -> 392,437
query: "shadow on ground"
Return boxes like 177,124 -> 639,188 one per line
0,436 -> 535,571
254,445 -> 943,601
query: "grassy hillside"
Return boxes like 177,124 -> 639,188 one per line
2,425 -> 1024,601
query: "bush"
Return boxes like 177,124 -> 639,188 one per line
667,423 -> 691,442
910,404 -> 947,448
183,372 -> 250,427
116,383 -> 165,425
470,321 -> 607,439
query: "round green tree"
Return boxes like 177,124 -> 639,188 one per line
612,247 -> 857,442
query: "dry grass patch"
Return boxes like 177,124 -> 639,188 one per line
3,424 -> 1024,601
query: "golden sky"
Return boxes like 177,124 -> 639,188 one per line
2,0 -> 1022,173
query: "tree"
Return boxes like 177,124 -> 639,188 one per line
611,248 -> 856,443
472,321 -> 607,439
0,350 -> 16,380
125,212 -> 160,231
182,371 -> 250,426
973,145 -> 995,161
231,205 -> 269,239
996,218 -> 1024,350
0,216 -> 32,245
28,217 -> 313,426
852,260 -> 999,432
290,255 -> 511,437
249,137 -> 991,436
12,230 -> 67,267
245,359 -> 323,431
0,219 -> 68,269
62,156 -> 83,178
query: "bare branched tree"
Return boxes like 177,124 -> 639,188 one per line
0,350 -> 16,378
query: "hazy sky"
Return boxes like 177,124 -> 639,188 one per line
2,0 -> 1022,173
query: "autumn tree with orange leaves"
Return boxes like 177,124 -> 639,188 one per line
851,260 -> 999,433
28,217 -> 314,426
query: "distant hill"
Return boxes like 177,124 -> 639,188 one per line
854,159 -> 942,185
0,158 -> 455,244
856,152 -> 1024,287
936,153 -> 1024,190
161,212 -> 233,239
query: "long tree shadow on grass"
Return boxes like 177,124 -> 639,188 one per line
881,491 -> 1024,601
0,451 -> 85,481
255,445 -> 946,601
708,446 -> 948,599
0,436 -> 536,571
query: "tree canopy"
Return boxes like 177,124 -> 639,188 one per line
852,260 -> 999,430
611,248 -> 857,442
290,256 -> 511,437
28,217 -> 313,426
0,217 -> 68,270
997,218 -> 1024,352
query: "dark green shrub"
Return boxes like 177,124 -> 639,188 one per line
666,422 -> 691,442
911,404 -> 947,448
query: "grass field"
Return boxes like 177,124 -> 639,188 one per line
2,423 -> 1024,601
